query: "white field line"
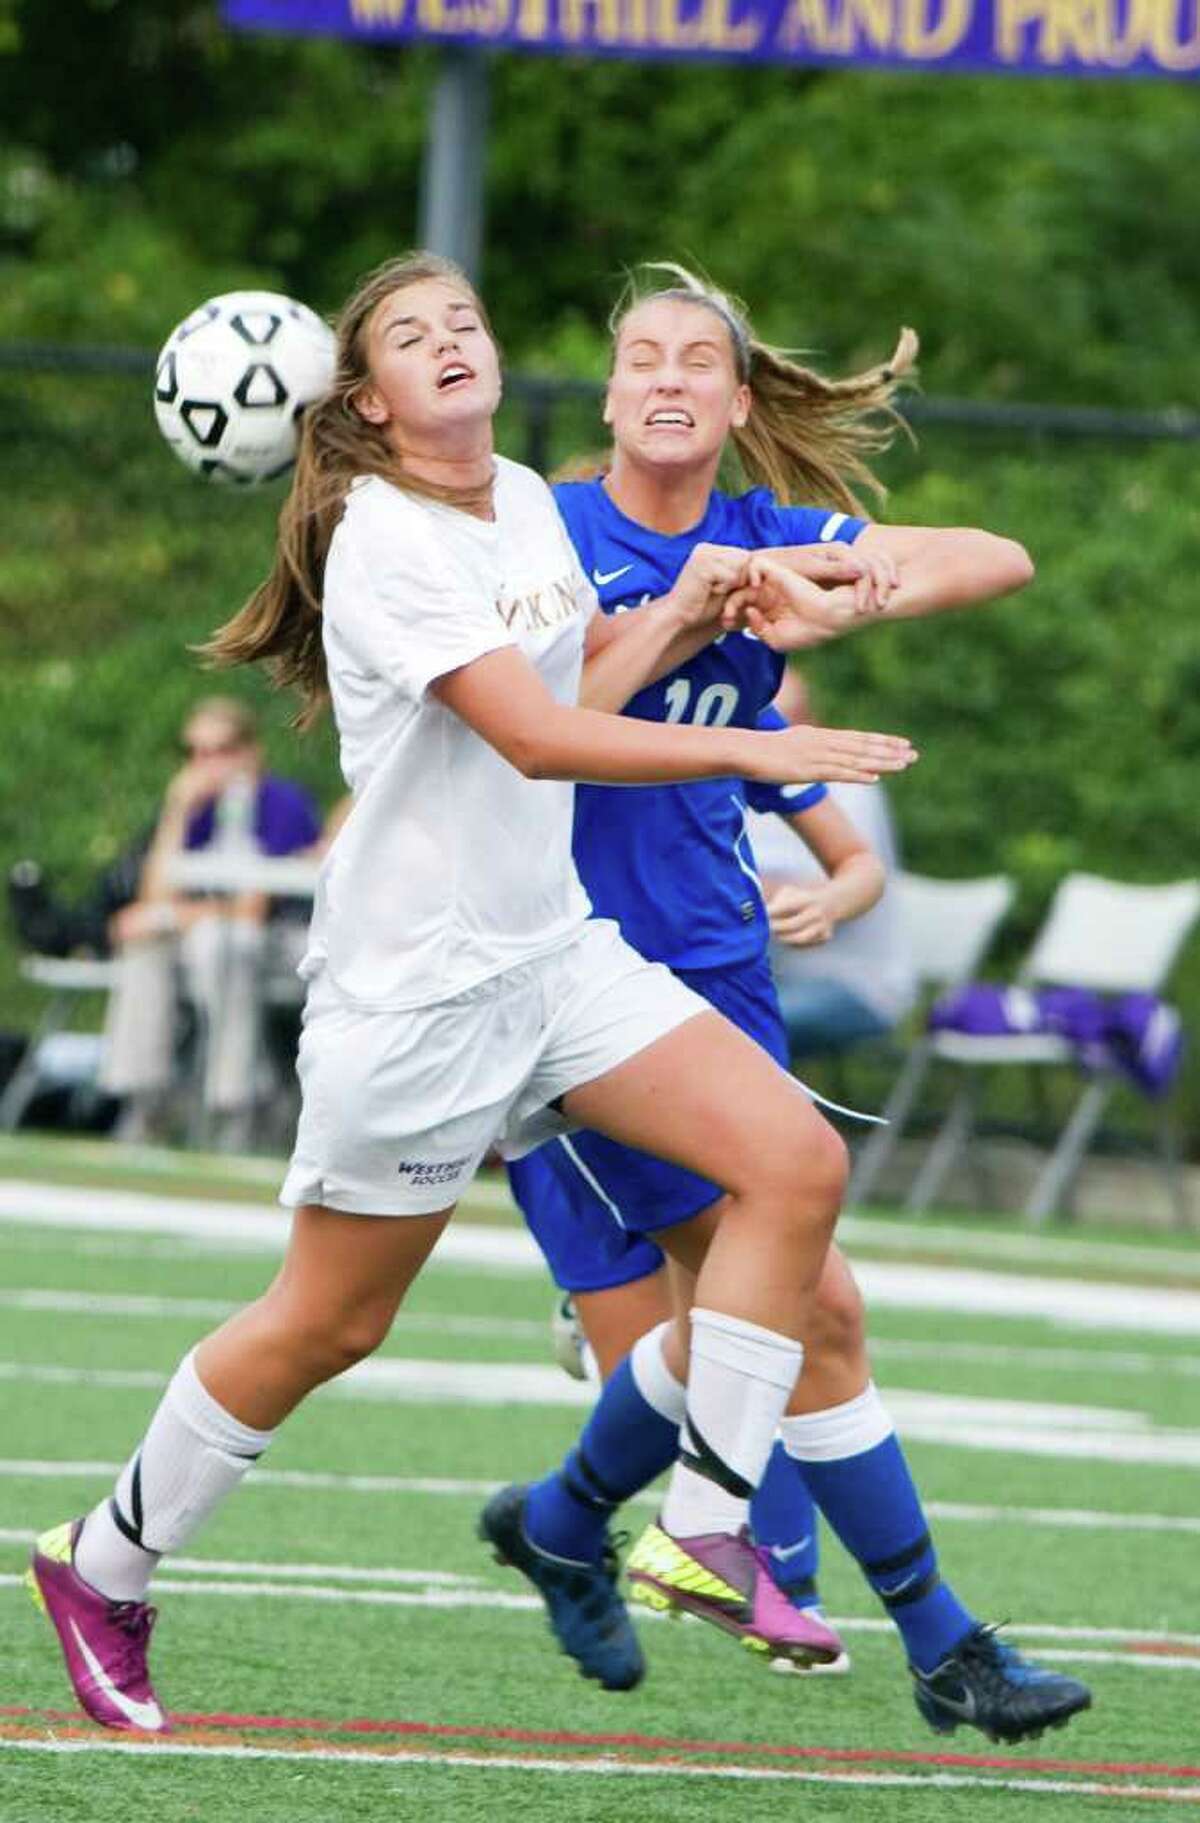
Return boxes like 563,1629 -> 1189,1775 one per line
6,1181 -> 1200,1334
0,1459 -> 512,1497
872,1337 -> 1200,1378
1,1355 -> 1145,1426
851,1262 -> 1200,1337
5,1286 -> 1197,1378
0,1363 -> 166,1391
838,1211 -> 1200,1281
5,1355 -> 1198,1465
5,1141 -> 1198,1277
7,1738 -> 1200,1801
0,1572 -> 542,1616
0,1293 -> 545,1342
0,1288 -> 239,1320
2,1571 -> 1196,1672
924,1500 -> 1200,1537
3,1530 -> 1198,1649
0,1531 -> 474,1584
0,1182 -> 532,1272
6,1458 -> 1200,1536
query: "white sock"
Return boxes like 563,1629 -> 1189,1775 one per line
630,1320 -> 687,1424
660,1308 -> 802,1538
75,1348 -> 275,1601
778,1382 -> 894,1462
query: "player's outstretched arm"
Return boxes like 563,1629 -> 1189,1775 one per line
579,542 -> 749,714
726,527 -> 1033,651
433,646 -> 917,788
852,523 -> 1034,623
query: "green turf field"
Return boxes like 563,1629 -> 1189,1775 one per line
2,1142 -> 1199,1820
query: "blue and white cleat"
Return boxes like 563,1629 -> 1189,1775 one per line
479,1483 -> 644,1691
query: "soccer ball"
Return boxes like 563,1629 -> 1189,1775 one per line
154,290 -> 336,484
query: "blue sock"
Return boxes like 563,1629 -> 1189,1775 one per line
524,1354 -> 678,1563
748,1442 -> 821,1607
784,1390 -> 977,1674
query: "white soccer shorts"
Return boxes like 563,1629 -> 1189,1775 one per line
279,918 -> 708,1216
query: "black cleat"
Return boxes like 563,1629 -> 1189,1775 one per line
913,1623 -> 1092,1744
479,1483 -> 645,1691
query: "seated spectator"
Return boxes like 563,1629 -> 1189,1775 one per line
99,696 -> 320,1145
748,670 -> 917,1060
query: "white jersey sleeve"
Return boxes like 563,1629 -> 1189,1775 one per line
333,480 -> 517,701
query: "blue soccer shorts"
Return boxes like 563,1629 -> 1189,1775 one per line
508,951 -> 790,1294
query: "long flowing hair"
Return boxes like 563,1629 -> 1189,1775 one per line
202,252 -> 496,726
608,262 -> 918,517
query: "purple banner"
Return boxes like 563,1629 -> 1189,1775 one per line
223,0 -> 1200,76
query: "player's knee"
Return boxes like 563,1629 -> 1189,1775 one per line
768,1117 -> 848,1218
806,1120 -> 850,1210
292,1299 -> 397,1380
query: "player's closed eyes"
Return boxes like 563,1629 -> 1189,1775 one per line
392,318 -> 477,350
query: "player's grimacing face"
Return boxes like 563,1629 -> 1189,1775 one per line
605,298 -> 750,471
356,278 -> 501,443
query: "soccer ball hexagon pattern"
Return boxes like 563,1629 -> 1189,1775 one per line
154,290 -> 336,484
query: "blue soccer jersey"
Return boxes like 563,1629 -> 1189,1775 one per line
555,478 -> 865,969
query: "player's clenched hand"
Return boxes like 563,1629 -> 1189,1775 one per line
767,542 -> 899,618
721,555 -> 891,650
665,542 -> 751,627
751,722 -> 917,786
763,883 -> 836,948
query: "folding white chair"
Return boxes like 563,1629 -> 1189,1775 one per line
847,872 -> 1015,1208
904,872 -> 1200,1226
0,955 -> 119,1130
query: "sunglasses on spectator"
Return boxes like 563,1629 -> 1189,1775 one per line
180,735 -> 246,759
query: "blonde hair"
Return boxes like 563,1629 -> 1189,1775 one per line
203,252 -> 496,726
610,262 -> 918,517
184,695 -> 259,745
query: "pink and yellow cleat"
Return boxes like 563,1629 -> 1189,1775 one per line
626,1519 -> 845,1671
26,1519 -> 169,1733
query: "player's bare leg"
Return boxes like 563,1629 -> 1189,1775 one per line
30,1204 -> 451,1731
552,1012 -> 845,1670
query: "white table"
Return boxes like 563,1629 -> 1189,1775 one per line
164,848 -> 322,1149
165,851 -> 322,900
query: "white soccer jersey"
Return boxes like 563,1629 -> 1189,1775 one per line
305,456 -> 596,1009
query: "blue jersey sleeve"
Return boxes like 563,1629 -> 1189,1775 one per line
741,490 -> 867,549
744,705 -> 828,816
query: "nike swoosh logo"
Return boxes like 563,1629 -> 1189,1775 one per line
880,1570 -> 921,1597
592,563 -> 634,587
770,1536 -> 812,1563
69,1617 -> 164,1730
930,1682 -> 977,1720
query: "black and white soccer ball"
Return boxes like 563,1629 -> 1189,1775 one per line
154,290 -> 336,484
